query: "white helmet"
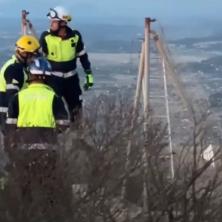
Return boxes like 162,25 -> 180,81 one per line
47,6 -> 72,22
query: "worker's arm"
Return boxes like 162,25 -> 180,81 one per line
75,30 -> 94,90
75,30 -> 91,71
52,95 -> 70,131
6,94 -> 18,130
4,64 -> 24,107
39,31 -> 49,55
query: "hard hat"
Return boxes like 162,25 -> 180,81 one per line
47,6 -> 72,22
16,35 -> 40,53
28,57 -> 51,76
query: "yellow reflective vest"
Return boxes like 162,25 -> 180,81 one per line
45,34 -> 79,62
0,56 -> 16,92
0,55 -> 27,92
17,83 -> 56,128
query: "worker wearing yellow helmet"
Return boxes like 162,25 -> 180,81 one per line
40,6 -> 94,122
0,35 -> 40,133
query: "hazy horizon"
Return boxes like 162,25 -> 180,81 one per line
0,0 -> 221,40
0,0 -> 221,23
0,16 -> 221,42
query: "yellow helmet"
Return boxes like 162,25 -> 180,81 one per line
16,35 -> 40,53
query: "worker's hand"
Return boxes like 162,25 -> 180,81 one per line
83,71 -> 94,91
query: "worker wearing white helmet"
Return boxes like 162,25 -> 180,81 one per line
40,6 -> 94,122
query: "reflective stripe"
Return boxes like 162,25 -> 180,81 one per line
20,143 -> 48,150
0,107 -> 8,113
77,49 -> 86,57
6,84 -> 20,91
51,70 -> 77,78
6,118 -> 17,124
27,143 -> 47,150
87,74 -> 93,84
20,143 -> 55,150
56,119 -> 70,126
61,97 -> 71,120
12,79 -> 19,84
29,70 -> 51,76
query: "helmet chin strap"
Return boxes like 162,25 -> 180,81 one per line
58,27 -> 67,39
52,21 -> 67,39
59,20 -> 67,26
15,50 -> 27,64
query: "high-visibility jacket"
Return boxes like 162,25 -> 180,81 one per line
0,56 -> 16,92
18,84 -> 56,128
6,83 -> 70,144
40,27 -> 91,73
7,83 -> 70,127
45,34 -> 79,62
0,55 -> 27,113
0,55 -> 27,92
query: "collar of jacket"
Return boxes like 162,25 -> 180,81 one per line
49,25 -> 73,39
28,83 -> 54,92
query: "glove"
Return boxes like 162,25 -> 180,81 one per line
83,72 -> 94,90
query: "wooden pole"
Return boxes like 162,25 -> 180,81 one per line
134,41 -> 145,110
142,17 -> 156,220
143,18 -> 151,117
121,41 -> 145,200
162,57 -> 175,179
21,10 -> 38,38
21,10 -> 28,35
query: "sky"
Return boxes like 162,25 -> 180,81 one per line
0,0 -> 221,24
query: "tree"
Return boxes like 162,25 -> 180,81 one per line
0,92 -> 221,222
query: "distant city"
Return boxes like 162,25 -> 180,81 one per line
1,18 -> 222,118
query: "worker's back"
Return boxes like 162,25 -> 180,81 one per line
4,57 -> 71,219
18,83 -> 55,128
6,57 -> 70,146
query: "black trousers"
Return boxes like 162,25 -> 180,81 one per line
46,74 -> 82,118
0,112 -> 6,134
3,130 -> 74,220
5,147 -> 74,221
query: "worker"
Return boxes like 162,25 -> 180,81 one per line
5,57 -> 71,217
40,6 -> 94,121
6,56 -> 70,143
0,35 -> 40,133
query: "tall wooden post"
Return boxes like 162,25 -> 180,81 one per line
121,41 -> 145,200
142,17 -> 156,219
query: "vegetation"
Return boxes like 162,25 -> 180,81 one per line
0,93 -> 221,222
